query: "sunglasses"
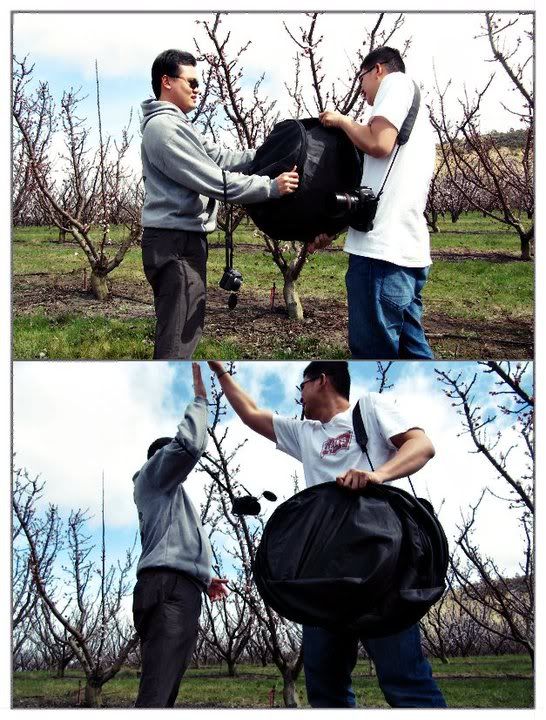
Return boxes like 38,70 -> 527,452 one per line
168,75 -> 199,90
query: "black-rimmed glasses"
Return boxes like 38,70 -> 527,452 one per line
297,376 -> 320,393
358,66 -> 375,81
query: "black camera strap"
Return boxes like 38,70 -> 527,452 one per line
376,81 -> 421,202
352,398 -> 417,497
352,400 -> 373,470
222,170 -> 235,272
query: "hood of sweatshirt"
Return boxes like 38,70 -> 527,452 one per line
140,98 -> 189,132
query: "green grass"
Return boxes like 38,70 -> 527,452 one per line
13,239 -> 89,276
12,655 -> 533,708
426,259 -> 533,321
12,315 -> 156,359
12,233 -> 533,312
430,212 -> 532,253
12,216 -> 533,359
429,654 -> 532,676
431,231 -> 524,252
12,315 -> 352,360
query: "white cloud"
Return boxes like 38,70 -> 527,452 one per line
13,361 -> 180,527
386,364 -> 530,574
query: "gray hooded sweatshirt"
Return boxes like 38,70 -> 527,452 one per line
140,99 -> 280,232
133,396 -> 212,589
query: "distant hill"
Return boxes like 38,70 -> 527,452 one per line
489,128 -> 530,150
435,128 -> 530,156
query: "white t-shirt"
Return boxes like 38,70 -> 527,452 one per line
272,392 -> 420,488
344,72 -> 435,268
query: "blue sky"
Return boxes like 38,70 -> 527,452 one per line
19,55 -> 146,139
12,360 -> 534,591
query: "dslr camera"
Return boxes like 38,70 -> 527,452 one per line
327,186 -> 379,233
219,266 -> 243,292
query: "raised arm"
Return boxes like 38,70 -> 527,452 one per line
208,362 -> 276,442
192,361 -> 207,400
318,112 -> 398,158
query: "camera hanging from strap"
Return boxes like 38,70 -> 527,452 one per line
375,81 -> 421,202
220,170 -> 243,309
343,81 -> 422,234
222,170 -> 234,272
352,399 -> 417,497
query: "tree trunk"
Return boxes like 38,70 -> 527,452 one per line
84,680 -> 103,708
58,228 -> 67,243
227,660 -> 237,677
55,656 -> 70,678
90,270 -> 109,300
425,211 -> 439,233
282,671 -> 299,708
283,277 -> 303,320
520,226 -> 533,261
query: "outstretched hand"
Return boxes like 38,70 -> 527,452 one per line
192,362 -> 207,400
208,577 -> 230,602
207,360 -> 225,375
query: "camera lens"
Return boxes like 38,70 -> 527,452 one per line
326,193 -> 346,218
326,192 -> 359,218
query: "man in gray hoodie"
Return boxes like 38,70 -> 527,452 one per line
132,363 -> 228,707
141,48 -> 299,359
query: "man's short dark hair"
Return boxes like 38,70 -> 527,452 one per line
361,46 -> 405,74
303,361 -> 351,400
151,49 -> 197,99
147,436 -> 173,460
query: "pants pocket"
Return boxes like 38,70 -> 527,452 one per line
379,265 -> 414,310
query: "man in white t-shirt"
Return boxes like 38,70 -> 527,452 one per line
313,47 -> 436,360
208,360 -> 446,708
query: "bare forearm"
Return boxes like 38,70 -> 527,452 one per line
217,372 -> 259,419
213,369 -> 275,441
338,117 -> 386,158
375,437 -> 435,482
339,117 -> 372,153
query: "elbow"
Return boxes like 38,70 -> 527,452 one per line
426,439 -> 436,461
241,409 -> 258,433
242,416 -> 255,432
244,413 -> 263,436
371,144 -> 394,159
181,435 -> 208,460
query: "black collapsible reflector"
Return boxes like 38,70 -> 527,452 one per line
254,482 -> 448,638
245,118 -> 363,243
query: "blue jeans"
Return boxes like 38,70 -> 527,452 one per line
303,623 -> 447,708
345,255 -> 434,359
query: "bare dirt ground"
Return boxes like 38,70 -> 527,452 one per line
13,271 -> 533,359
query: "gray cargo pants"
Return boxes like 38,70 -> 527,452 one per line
141,228 -> 207,359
